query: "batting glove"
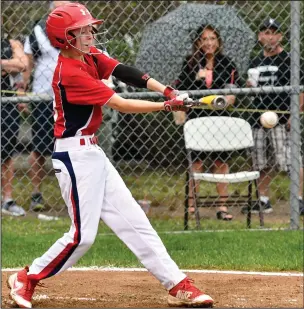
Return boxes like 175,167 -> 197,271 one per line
163,86 -> 192,103
164,94 -> 193,112
164,85 -> 180,99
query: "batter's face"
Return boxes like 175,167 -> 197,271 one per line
197,28 -> 219,56
71,25 -> 95,54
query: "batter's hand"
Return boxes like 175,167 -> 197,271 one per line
164,85 -> 179,99
164,94 -> 193,112
163,86 -> 192,104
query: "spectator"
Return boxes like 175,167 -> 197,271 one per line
1,17 -> 28,216
23,1 -> 70,211
244,18 -> 304,215
173,24 -> 239,220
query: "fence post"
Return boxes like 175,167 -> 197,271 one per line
289,0 -> 301,230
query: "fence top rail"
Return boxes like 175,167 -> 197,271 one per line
1,85 -> 304,103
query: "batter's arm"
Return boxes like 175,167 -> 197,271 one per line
112,64 -> 179,99
107,93 -> 189,113
146,78 -> 166,94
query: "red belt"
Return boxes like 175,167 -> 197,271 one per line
80,136 -> 98,146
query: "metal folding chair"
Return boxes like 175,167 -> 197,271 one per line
183,116 -> 263,230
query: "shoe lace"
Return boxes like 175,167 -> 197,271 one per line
179,278 -> 202,297
181,278 -> 195,289
179,278 -> 194,290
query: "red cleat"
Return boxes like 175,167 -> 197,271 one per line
7,266 -> 39,308
168,277 -> 214,307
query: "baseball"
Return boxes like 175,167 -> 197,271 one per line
260,111 -> 278,128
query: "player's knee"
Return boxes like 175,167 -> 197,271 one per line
79,234 -> 96,249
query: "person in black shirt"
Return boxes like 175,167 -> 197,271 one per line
245,18 -> 304,215
1,17 -> 28,216
173,24 -> 239,220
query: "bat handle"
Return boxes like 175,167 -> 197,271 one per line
185,100 -> 201,106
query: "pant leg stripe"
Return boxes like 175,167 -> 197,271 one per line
33,151 -> 81,280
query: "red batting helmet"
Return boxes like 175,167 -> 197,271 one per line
46,3 -> 103,49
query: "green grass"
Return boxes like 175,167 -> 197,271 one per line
13,169 -> 292,212
2,216 -> 303,271
6,167 -> 300,272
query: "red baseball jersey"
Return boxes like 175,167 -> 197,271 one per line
52,46 -> 120,138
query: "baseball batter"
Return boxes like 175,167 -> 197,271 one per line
7,3 -> 214,308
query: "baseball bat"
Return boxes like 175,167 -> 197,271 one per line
189,95 -> 304,115
196,95 -> 228,109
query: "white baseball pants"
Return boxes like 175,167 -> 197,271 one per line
28,135 -> 186,290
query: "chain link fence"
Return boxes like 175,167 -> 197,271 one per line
1,1 -> 303,230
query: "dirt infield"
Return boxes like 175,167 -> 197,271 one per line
1,270 -> 303,308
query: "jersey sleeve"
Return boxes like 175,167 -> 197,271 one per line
90,47 -> 120,80
61,70 -> 115,106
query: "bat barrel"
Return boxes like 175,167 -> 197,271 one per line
212,96 -> 228,109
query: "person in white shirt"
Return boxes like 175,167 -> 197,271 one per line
23,1 -> 70,211
1,16 -> 28,216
